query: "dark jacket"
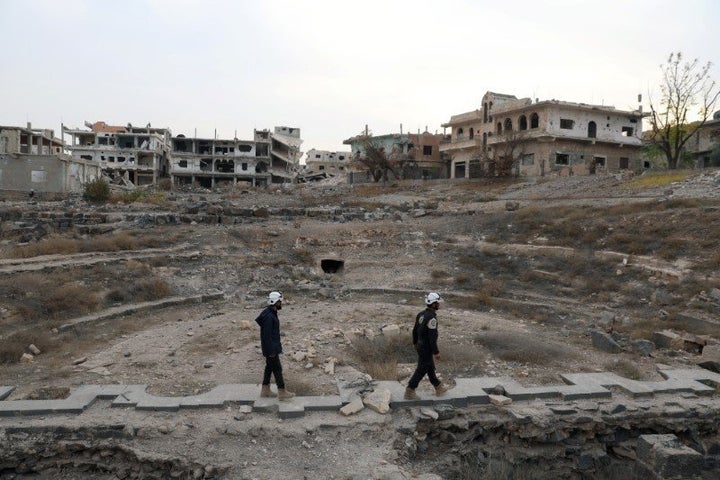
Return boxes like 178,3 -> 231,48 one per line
412,308 -> 439,355
255,306 -> 282,357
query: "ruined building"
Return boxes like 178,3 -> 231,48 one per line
0,124 -> 99,194
62,122 -> 303,188
63,121 -> 171,187
687,110 -> 720,168
441,91 -> 647,178
343,129 -> 447,181
303,149 -> 352,177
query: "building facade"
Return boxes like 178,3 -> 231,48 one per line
63,122 -> 303,188
1,124 -> 100,193
303,149 -> 352,176
63,121 -> 171,187
441,92 -> 646,178
687,111 -> 720,168
343,129 -> 447,180
170,130 -> 272,188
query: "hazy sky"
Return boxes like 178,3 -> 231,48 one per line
1,0 -> 717,160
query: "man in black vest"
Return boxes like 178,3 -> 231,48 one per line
405,292 -> 449,400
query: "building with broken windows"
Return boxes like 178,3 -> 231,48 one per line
62,122 -> 303,188
170,126 -> 303,188
63,121 -> 171,187
0,124 -> 100,194
303,149 -> 352,176
440,91 -> 646,178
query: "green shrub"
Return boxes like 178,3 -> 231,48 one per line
83,178 -> 110,202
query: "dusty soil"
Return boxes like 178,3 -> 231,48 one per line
1,170 -> 720,479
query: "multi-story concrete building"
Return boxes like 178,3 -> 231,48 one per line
63,121 -> 171,187
441,91 -> 646,178
268,126 -> 303,183
169,126 -> 302,188
170,130 -> 271,188
303,149 -> 352,176
63,122 -> 303,188
1,124 -> 100,193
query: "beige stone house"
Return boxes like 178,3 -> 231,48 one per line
441,92 -> 647,178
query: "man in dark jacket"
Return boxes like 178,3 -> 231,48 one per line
255,291 -> 295,400
405,292 -> 449,400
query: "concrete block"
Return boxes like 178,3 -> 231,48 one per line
0,386 -> 15,400
180,384 -> 254,408
561,372 -> 654,398
297,395 -> 342,412
501,380 -> 562,401
252,397 -> 279,413
636,434 -> 703,479
278,402 -> 305,419
698,344 -> 720,372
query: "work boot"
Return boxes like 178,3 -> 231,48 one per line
278,388 -> 295,401
260,384 -> 277,398
435,384 -> 449,396
404,387 -> 419,400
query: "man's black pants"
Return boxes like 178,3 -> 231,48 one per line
408,351 -> 440,389
262,355 -> 285,389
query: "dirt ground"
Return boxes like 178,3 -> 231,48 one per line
1,170 -> 720,479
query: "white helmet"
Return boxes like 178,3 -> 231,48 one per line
425,292 -> 442,305
268,291 -> 283,305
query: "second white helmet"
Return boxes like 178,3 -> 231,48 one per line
425,292 -> 442,305
268,291 -> 283,305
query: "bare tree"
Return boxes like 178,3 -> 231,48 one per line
473,129 -> 528,177
648,52 -> 720,169
350,133 -> 399,183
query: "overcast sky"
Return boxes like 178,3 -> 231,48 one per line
1,0 -> 717,160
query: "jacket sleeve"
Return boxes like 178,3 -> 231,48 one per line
256,310 -> 272,356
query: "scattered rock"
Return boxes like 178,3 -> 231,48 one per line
339,397 -> 364,416
591,330 -> 623,353
363,388 -> 392,414
488,394 -> 512,406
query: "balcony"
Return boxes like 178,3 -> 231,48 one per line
439,137 -> 481,152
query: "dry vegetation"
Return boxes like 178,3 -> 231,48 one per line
1,171 -> 720,398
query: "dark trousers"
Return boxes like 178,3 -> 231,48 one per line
262,355 -> 285,389
408,351 -> 440,389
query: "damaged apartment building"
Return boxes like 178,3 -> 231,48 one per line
63,121 -> 171,187
441,91 -> 647,178
170,126 -> 303,188
302,149 -> 352,180
0,123 -> 100,194
63,122 -> 303,188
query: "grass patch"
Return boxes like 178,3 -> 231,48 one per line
473,331 -> 575,365
0,329 -> 54,365
624,311 -> 720,340
351,334 -> 416,380
105,277 -> 171,304
626,171 -> 692,189
10,232 -> 168,259
604,358 -> 643,380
